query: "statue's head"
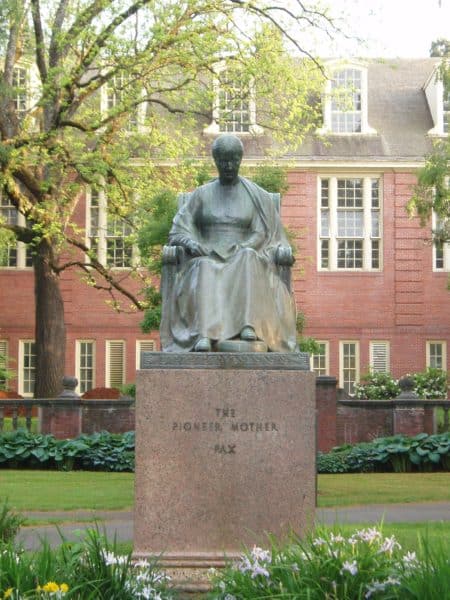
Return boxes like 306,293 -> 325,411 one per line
212,135 -> 243,185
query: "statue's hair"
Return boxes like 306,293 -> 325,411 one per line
211,134 -> 244,158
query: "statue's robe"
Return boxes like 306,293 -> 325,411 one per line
160,177 -> 297,352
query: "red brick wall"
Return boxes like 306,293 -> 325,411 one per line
1,167 -> 449,396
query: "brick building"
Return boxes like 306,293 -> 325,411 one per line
1,57 -> 449,396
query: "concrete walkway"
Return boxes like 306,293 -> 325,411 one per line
17,503 -> 450,551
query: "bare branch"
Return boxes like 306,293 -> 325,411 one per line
49,0 -> 70,67
30,0 -> 48,81
64,236 -> 144,310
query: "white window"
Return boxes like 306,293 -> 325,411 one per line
76,340 -> 95,394
204,64 -> 263,136
319,176 -> 382,271
311,341 -> 329,376
444,86 -> 450,135
340,341 -> 359,395
0,195 -> 33,268
426,341 -> 447,370
12,66 -> 28,118
370,341 -> 390,373
0,340 -> 8,388
101,73 -> 144,132
319,62 -> 375,135
106,340 -> 125,388
136,340 -> 155,370
19,340 -> 36,397
432,211 -> 450,271
425,66 -> 450,137
87,187 -> 134,268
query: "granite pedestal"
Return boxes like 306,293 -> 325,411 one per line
134,352 -> 315,591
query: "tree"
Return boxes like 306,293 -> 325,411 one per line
0,0 -> 341,397
430,38 -> 450,57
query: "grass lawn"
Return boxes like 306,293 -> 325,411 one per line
0,470 -> 134,511
1,470 -> 449,512
318,472 -> 450,507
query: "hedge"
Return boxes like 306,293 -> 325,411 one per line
318,433 -> 450,474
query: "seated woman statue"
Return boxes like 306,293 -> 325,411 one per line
160,134 -> 297,352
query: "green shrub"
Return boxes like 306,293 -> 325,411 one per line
0,502 -> 26,543
354,372 -> 401,400
412,368 -> 448,399
354,369 -> 448,401
318,433 -> 450,474
0,430 -> 135,472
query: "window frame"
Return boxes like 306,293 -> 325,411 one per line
204,62 -> 263,136
18,340 -> 36,398
75,340 -> 96,394
339,341 -> 360,396
311,341 -> 330,376
0,194 -> 33,269
318,61 -> 376,135
432,210 -> 450,271
426,341 -> 447,370
100,72 -> 146,133
86,186 -> 136,269
318,175 -> 383,272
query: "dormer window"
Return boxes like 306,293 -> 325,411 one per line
218,70 -> 250,133
204,64 -> 263,136
424,63 -> 449,136
331,69 -> 362,133
319,62 -> 375,135
101,73 -> 144,132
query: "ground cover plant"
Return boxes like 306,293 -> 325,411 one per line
0,527 -> 173,599
208,526 -> 450,599
317,433 -> 450,474
0,431 -> 135,472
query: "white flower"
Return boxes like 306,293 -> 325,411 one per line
340,560 -> 358,576
101,550 -> 128,566
251,546 -> 271,563
312,536 -> 327,547
250,563 -> 270,579
379,535 -> 401,554
224,595 -> 237,600
403,550 -> 418,566
330,533 -> 345,543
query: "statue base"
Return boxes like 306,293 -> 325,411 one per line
134,352 -> 315,591
216,339 -> 268,352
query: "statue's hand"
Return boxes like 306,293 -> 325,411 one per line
185,239 -> 208,257
275,245 -> 294,266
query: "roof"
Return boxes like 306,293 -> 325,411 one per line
213,58 -> 443,163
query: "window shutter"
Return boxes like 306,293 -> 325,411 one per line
370,342 -> 389,373
107,341 -> 125,388
136,340 -> 154,369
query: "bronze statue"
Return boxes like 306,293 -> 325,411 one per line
160,134 -> 297,352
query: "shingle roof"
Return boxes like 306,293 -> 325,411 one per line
238,58 -> 443,162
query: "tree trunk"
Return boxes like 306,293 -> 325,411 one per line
33,240 -> 66,398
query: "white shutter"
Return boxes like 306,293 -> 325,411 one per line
136,340 -> 155,369
106,341 -> 125,388
370,341 -> 390,373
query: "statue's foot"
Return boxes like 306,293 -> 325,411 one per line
194,337 -> 212,352
240,326 -> 257,341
